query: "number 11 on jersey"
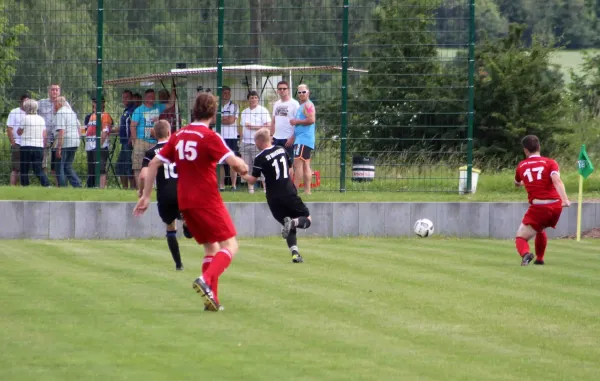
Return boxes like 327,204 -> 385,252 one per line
272,156 -> 288,180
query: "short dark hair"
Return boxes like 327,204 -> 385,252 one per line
277,80 -> 288,88
122,89 -> 133,96
20,93 -> 31,101
522,135 -> 540,153
247,90 -> 259,99
222,86 -> 231,92
192,92 -> 218,121
144,89 -> 155,95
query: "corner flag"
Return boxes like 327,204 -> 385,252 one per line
578,145 -> 594,179
576,145 -> 595,241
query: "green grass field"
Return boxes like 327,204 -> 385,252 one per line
2,237 -> 600,381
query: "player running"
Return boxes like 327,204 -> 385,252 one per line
514,135 -> 570,266
138,120 -> 191,271
134,93 -> 248,312
242,128 -> 312,263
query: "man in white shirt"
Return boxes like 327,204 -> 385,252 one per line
38,84 -> 69,177
270,80 -> 299,163
218,86 -> 240,191
54,97 -> 82,187
6,93 -> 29,185
240,90 -> 271,193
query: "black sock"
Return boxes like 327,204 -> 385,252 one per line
295,216 -> 311,229
166,230 -> 182,266
286,228 -> 298,254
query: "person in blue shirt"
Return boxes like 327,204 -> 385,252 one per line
290,84 -> 316,195
130,87 -> 176,182
115,90 -> 137,189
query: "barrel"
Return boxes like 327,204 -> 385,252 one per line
351,156 -> 376,182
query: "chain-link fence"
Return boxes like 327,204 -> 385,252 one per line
0,0 -> 475,192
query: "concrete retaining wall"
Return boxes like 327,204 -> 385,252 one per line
0,201 -> 598,240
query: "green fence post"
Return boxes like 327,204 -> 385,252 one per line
95,0 -> 104,188
339,0 -> 349,193
215,0 -> 225,186
466,0 -> 475,193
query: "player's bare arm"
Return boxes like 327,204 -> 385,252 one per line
133,156 -> 162,216
130,121 -> 138,143
551,173 -> 571,207
226,154 -> 248,176
137,167 -> 148,198
241,173 -> 258,185
269,118 -> 275,136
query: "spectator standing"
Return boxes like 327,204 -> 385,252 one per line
53,97 -> 82,188
218,86 -> 240,191
115,90 -> 137,189
38,84 -> 66,177
84,98 -> 114,188
130,87 -> 176,182
240,90 -> 271,193
290,84 -> 316,195
271,80 -> 299,166
17,99 -> 49,187
6,93 -> 30,185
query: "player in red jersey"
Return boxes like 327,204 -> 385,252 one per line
514,135 -> 570,266
134,93 -> 248,311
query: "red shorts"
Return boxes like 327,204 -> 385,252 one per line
181,204 -> 237,244
522,203 -> 563,232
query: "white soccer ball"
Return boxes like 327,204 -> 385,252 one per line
414,218 -> 434,238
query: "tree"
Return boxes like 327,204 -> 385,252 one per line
330,0 -> 467,156
0,0 -> 26,113
474,24 -> 568,164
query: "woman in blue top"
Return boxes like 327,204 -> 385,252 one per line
290,84 -> 316,195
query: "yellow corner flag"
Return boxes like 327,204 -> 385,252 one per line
576,145 -> 595,241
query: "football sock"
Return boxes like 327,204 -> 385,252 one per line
515,237 -> 530,256
535,231 -> 547,261
203,249 -> 232,286
166,230 -> 182,266
289,245 -> 299,255
202,255 -> 214,274
293,216 -> 311,229
286,228 -> 298,250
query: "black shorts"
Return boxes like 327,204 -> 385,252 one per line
267,194 -> 310,225
157,197 -> 182,225
293,144 -> 312,161
273,138 -> 294,162
224,138 -> 240,156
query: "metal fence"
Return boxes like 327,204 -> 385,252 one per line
0,0 -> 475,192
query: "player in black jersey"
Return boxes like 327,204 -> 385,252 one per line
138,120 -> 191,270
242,128 -> 312,263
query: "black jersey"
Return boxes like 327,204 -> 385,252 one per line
142,141 -> 178,201
252,145 -> 297,197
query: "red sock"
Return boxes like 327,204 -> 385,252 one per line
515,237 -> 530,256
202,255 -> 214,275
203,249 -> 232,285
211,276 -> 220,304
535,231 -> 547,261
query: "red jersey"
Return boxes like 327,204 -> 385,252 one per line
514,155 -> 561,204
156,123 -> 232,210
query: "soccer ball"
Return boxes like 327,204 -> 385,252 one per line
414,218 -> 434,238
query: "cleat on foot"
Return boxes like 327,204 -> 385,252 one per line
534,259 -> 545,265
176,264 -> 184,271
192,277 -> 220,311
521,253 -> 534,266
292,253 -> 304,263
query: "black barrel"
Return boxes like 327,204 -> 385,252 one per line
351,156 -> 376,182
